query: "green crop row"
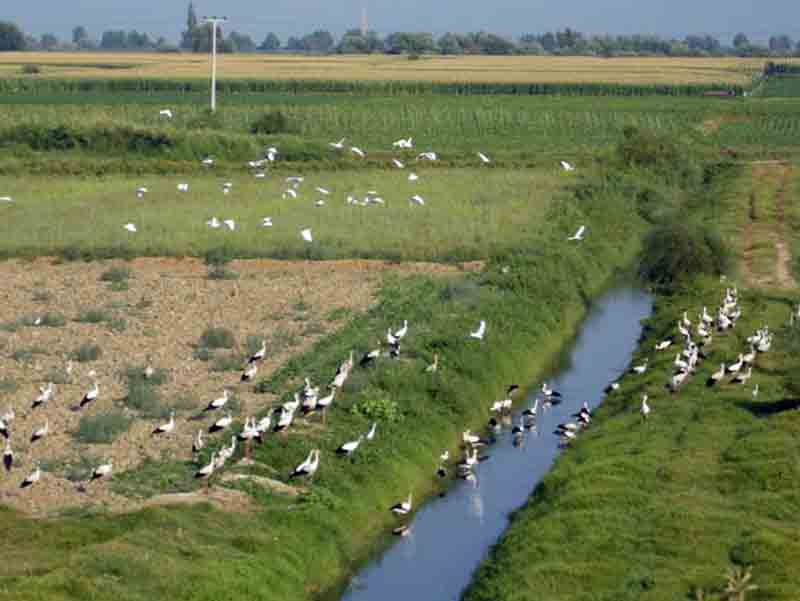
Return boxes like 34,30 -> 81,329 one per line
0,77 -> 746,98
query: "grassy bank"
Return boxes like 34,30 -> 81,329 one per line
463,279 -> 799,600
462,153 -> 800,600
0,151 -> 650,601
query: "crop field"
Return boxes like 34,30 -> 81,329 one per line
1,46 -> 799,601
0,169 -> 558,261
760,74 -> 800,97
3,94 -> 800,172
0,53 -> 784,85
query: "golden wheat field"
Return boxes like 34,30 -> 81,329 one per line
0,52 -> 793,84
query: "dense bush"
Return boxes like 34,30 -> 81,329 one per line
124,381 -> 169,418
616,125 -> 700,187
77,309 -> 111,324
40,312 -> 66,327
73,342 -> 102,362
199,327 -> 235,349
100,266 -> 132,283
639,219 -> 731,288
75,412 -> 132,444
250,110 -> 293,135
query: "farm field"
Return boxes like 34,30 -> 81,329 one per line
4,95 -> 800,173
1,49 -> 800,601
0,53 -> 785,85
0,169 -> 558,261
0,256 -> 479,516
759,73 -> 800,97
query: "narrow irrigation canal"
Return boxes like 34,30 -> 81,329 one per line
340,286 -> 653,601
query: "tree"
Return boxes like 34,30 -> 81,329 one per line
259,32 -> 281,51
302,30 -> 334,53
191,23 -> 225,53
733,32 -> 749,48
438,33 -> 463,55
181,2 -> 199,50
0,21 -> 26,51
286,36 -> 303,51
40,33 -> 59,50
125,30 -> 153,50
540,32 -> 557,52
72,26 -> 89,48
385,32 -> 434,55
227,31 -> 256,53
769,34 -> 793,54
100,30 -> 127,50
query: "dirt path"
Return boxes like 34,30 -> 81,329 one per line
773,168 -> 797,289
743,164 -> 796,290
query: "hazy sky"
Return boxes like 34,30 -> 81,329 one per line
5,0 -> 800,43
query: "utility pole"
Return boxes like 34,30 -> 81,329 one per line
201,16 -> 227,112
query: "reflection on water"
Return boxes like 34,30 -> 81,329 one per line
341,287 -> 653,601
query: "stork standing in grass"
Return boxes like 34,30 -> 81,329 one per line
640,395 -> 651,422
390,492 -> 413,516
289,449 -> 320,481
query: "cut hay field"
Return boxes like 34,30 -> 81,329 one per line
0,52 -> 786,85
0,169 -> 560,261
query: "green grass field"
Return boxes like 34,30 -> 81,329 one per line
0,169 -> 559,261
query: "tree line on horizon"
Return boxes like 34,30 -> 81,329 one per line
1,3 -> 799,58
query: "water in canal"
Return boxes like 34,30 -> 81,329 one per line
340,286 -> 653,601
